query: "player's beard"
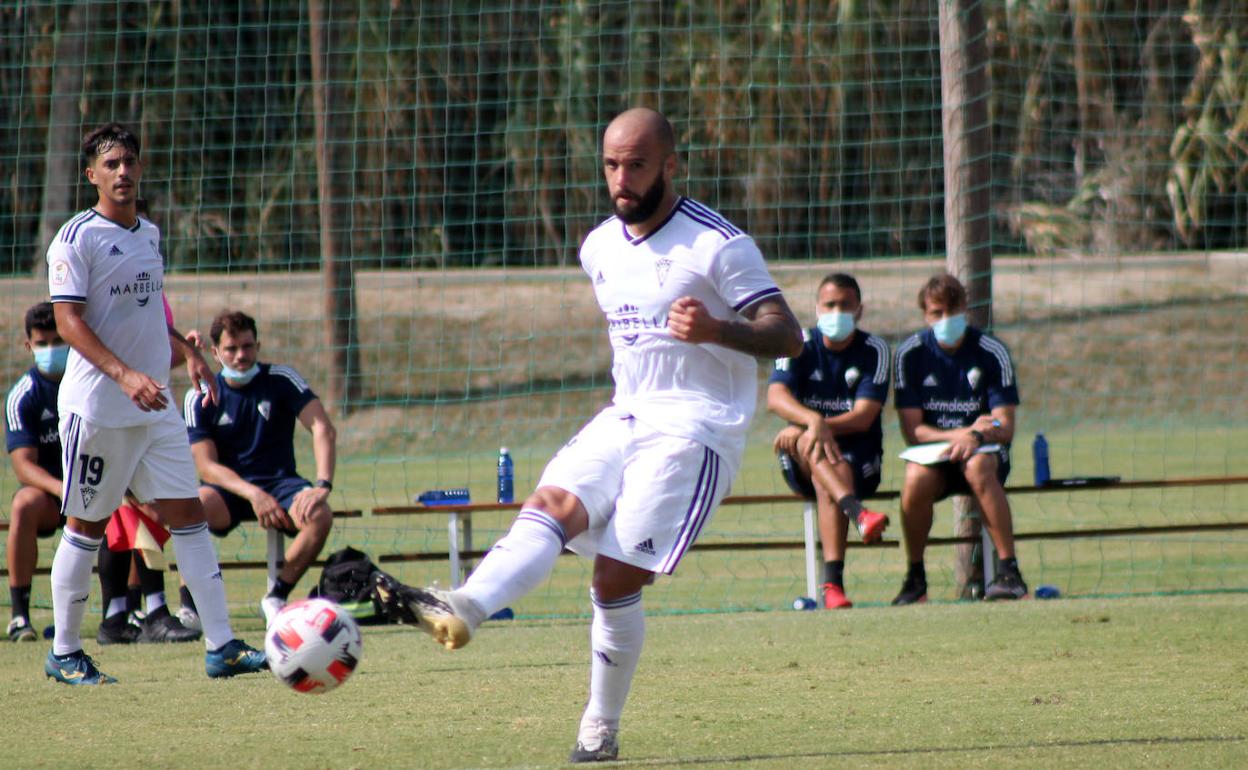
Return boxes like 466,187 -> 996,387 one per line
613,174 -> 667,224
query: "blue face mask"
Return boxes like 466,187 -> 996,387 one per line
816,311 -> 856,343
33,344 -> 69,376
931,313 -> 968,346
220,362 -> 260,385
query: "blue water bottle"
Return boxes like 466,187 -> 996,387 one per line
497,447 -> 514,504
1032,433 -> 1050,486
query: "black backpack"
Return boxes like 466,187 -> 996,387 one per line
309,546 -> 387,625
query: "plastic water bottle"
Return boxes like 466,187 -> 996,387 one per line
497,447 -> 514,504
1032,433 -> 1050,486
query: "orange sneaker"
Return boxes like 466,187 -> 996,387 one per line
822,583 -> 853,609
856,509 -> 890,544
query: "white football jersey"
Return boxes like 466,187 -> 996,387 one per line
580,196 -> 783,465
47,209 -> 172,427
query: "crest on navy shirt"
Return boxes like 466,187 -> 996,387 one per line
655,258 -> 672,286
258,400 -> 272,420
845,367 -> 861,388
967,367 -> 982,390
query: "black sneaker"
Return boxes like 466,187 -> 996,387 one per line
984,571 -> 1028,601
96,618 -> 141,645
139,606 -> 202,643
891,575 -> 928,606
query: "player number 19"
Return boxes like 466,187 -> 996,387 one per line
78,454 -> 104,486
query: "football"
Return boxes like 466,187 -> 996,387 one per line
264,598 -> 363,694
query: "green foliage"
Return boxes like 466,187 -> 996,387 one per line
3,2 -> 1245,273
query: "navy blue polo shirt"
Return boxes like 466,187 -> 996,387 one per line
893,326 -> 1020,429
184,363 -> 318,484
769,328 -> 890,459
5,367 -> 62,477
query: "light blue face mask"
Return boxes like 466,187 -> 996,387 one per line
931,313 -> 968,346
816,311 -> 856,343
33,344 -> 69,376
220,362 -> 260,385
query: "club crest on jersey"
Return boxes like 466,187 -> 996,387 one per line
80,486 -> 97,509
51,260 -> 69,286
258,400 -> 272,420
967,367 -> 982,390
654,258 -> 672,286
845,367 -> 861,388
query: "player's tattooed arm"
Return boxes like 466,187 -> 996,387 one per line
668,295 -> 802,359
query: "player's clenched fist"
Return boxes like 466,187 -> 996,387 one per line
667,296 -> 723,344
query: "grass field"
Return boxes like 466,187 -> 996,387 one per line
1,593 -> 1245,769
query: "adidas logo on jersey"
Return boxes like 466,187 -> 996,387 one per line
595,271 -> 606,285
809,369 -> 823,382
922,374 -> 939,387
40,408 -> 55,421
633,538 -> 656,556
109,244 -> 124,256
217,412 -> 234,426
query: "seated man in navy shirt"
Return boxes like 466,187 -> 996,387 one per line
767,273 -> 891,609
892,273 -> 1027,604
184,310 -> 338,627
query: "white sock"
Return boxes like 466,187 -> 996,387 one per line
457,509 -> 566,617
105,597 -> 128,619
146,591 -> 166,613
51,529 -> 102,656
170,523 -> 234,649
581,589 -> 645,729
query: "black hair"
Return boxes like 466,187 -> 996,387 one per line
81,123 -> 141,167
25,302 -> 56,338
817,272 -> 862,304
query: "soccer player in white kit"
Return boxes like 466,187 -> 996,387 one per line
374,108 -> 803,761
42,123 -> 267,684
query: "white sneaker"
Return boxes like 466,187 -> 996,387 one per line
372,572 -> 482,650
260,596 -> 287,628
569,719 -> 620,763
176,606 -> 202,632
7,616 -> 36,643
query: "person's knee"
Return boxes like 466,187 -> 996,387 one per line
523,486 -> 586,532
591,557 -> 652,601
901,465 -> 941,509
10,487 -> 57,533
303,501 -> 334,536
963,455 -> 1001,492
197,487 -> 231,531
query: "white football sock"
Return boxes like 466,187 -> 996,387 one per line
457,509 -> 566,617
170,523 -> 234,649
105,597 -> 128,619
581,589 -> 645,729
51,529 -> 102,656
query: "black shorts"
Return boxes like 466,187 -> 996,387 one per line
777,450 -> 882,501
205,476 -> 311,538
935,446 -> 1011,501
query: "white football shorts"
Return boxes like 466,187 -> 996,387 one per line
59,407 -> 200,521
539,406 -> 734,575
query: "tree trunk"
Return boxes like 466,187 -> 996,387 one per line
308,0 -> 362,414
938,0 -> 993,599
35,1 -> 89,276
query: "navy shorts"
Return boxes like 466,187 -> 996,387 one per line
205,476 -> 311,537
777,450 -> 882,501
935,446 -> 1011,501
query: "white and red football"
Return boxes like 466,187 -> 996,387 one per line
265,598 -> 363,694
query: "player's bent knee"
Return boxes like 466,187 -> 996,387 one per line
591,556 -> 653,600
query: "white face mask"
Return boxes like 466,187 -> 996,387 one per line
816,311 -> 855,342
930,313 -> 967,346
220,362 -> 260,385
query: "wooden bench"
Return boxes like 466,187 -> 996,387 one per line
371,475 -> 1248,595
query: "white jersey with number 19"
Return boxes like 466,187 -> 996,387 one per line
580,196 -> 783,467
46,209 -> 171,428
